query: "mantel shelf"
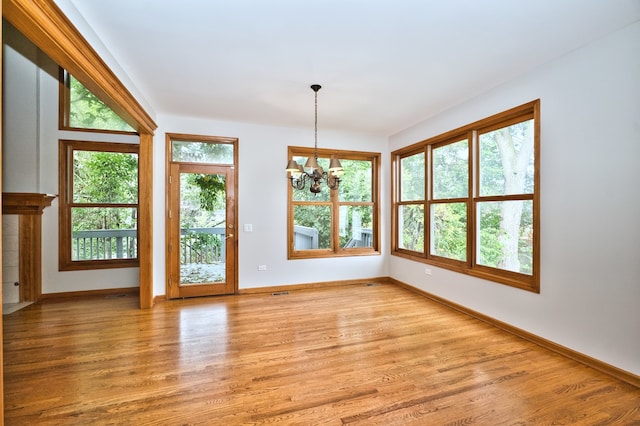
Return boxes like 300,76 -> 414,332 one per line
2,192 -> 57,215
2,192 -> 57,303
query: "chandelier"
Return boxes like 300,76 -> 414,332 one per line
286,84 -> 343,193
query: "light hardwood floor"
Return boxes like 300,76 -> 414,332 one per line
3,284 -> 639,425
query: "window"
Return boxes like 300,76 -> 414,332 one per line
59,140 -> 139,270
59,69 -> 135,133
392,100 -> 539,292
288,147 -> 380,259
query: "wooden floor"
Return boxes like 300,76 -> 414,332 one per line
3,284 -> 639,425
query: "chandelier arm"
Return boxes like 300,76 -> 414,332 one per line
289,173 -> 310,190
323,172 -> 341,190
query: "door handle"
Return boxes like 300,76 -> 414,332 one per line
226,234 -> 234,239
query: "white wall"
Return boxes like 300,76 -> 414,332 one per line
2,23 -> 140,294
153,114 -> 389,297
2,23 -> 39,192
389,22 -> 640,375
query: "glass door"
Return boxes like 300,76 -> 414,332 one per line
168,163 -> 235,298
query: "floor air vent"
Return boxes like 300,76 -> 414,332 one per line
366,283 -> 380,287
271,291 -> 289,296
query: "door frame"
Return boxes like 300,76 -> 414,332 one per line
165,133 -> 238,299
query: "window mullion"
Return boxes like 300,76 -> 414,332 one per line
470,130 -> 477,269
332,187 -> 339,253
425,146 -> 431,259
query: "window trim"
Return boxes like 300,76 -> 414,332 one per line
58,140 -> 140,271
391,100 -> 540,292
287,146 -> 381,259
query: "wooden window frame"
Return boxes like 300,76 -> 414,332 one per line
391,100 -> 540,292
393,148 -> 426,255
287,146 -> 381,259
428,134 -> 473,268
58,68 -> 137,135
58,140 -> 140,271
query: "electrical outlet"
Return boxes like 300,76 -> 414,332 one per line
258,265 -> 267,271
424,268 -> 432,276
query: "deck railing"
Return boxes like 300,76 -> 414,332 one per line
72,227 -> 226,263
72,229 -> 137,260
293,226 -> 372,249
73,226 -> 369,261
180,227 -> 226,264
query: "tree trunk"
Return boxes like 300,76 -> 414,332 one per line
494,121 -> 533,272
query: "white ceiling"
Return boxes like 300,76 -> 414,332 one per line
65,0 -> 640,136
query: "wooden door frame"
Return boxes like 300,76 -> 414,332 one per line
164,133 -> 239,300
1,1 -> 5,419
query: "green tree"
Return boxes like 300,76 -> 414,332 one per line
69,75 -> 134,132
399,152 -> 425,251
72,150 -> 138,232
478,120 -> 534,273
431,141 -> 468,259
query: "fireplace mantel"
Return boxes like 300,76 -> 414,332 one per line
2,192 -> 57,302
2,192 -> 57,215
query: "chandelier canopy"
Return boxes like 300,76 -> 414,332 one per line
286,84 -> 343,193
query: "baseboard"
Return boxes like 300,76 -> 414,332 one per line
388,278 -> 640,389
238,276 -> 389,295
40,287 -> 138,302
153,295 -> 167,305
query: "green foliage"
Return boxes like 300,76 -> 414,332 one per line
72,150 -> 138,233
189,174 -> 226,211
179,173 -> 226,229
399,204 -> 424,251
432,140 -> 468,199
179,173 -> 227,266
400,152 -> 425,201
339,159 -> 372,202
74,151 -> 138,203
477,201 -> 533,274
68,75 -> 134,132
477,203 -> 504,267
431,203 -> 466,261
294,205 -> 332,249
172,141 -> 234,164
480,120 -> 534,196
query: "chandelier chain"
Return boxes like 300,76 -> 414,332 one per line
314,89 -> 318,160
